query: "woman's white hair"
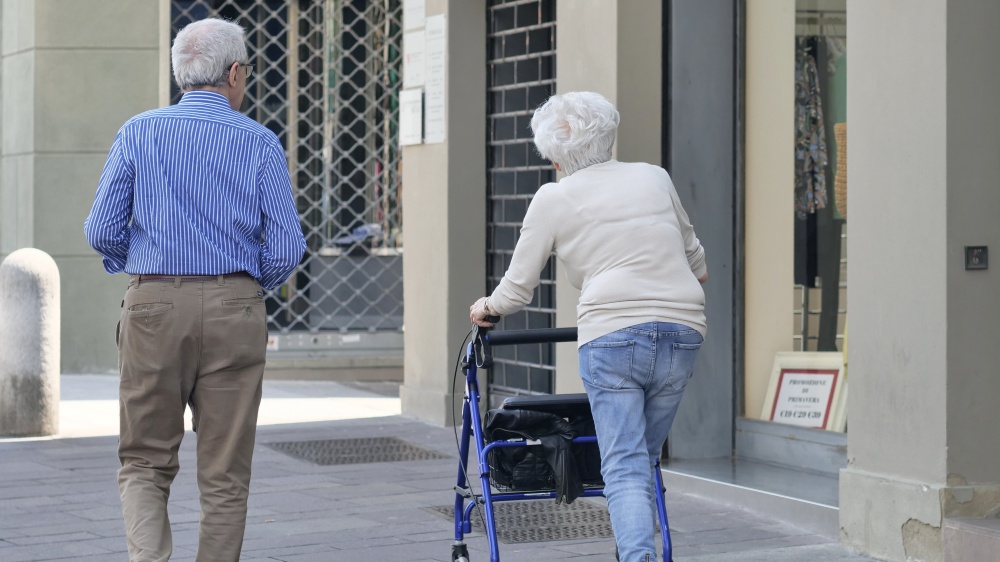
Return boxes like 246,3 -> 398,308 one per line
531,92 -> 620,176
171,18 -> 248,90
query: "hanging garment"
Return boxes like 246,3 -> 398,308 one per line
795,38 -> 829,218
825,36 -> 847,74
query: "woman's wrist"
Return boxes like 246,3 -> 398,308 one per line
483,298 -> 498,317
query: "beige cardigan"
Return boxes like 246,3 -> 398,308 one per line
488,160 -> 707,346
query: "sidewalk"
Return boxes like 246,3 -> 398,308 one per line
0,375 -> 877,561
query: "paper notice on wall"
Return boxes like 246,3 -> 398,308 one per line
403,0 -> 425,30
423,15 -> 446,144
399,89 -> 423,146
403,30 -> 425,88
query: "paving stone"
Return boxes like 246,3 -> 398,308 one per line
682,543 -> 875,561
0,542 -> 112,561
66,506 -> 126,521
3,532 -> 103,546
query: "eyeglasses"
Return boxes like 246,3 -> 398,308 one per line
241,63 -> 254,78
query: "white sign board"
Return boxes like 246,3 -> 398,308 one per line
769,369 -> 838,429
403,30 -> 425,88
399,89 -> 423,146
403,0 -> 425,30
423,14 -> 446,144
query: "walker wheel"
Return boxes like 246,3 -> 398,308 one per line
451,543 -> 470,562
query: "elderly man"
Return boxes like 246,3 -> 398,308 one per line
84,18 -> 306,562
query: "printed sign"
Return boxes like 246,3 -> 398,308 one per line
769,369 -> 839,429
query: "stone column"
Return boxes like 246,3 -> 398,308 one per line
840,1 -> 1000,560
0,248 -> 60,437
0,0 -> 159,373
400,0 -> 487,425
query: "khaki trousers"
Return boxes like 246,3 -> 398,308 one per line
117,274 -> 267,562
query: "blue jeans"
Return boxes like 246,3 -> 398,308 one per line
579,322 -> 703,562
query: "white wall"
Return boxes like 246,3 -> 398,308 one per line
744,0 -> 795,418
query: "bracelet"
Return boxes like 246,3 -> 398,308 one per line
482,299 -> 494,316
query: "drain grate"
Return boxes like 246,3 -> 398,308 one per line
427,500 -> 617,543
265,437 -> 449,466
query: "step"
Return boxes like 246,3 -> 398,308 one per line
944,517 -> 1000,562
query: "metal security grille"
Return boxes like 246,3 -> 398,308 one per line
171,0 -> 404,336
486,0 -> 557,399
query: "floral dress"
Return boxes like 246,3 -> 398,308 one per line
795,38 -> 828,218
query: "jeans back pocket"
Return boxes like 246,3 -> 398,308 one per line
585,340 -> 635,390
665,341 -> 702,392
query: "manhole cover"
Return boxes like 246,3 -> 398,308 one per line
265,437 -> 449,465
427,500 -> 618,543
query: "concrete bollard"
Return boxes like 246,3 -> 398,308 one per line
0,248 -> 60,437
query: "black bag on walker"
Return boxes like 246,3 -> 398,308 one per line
484,398 -> 604,504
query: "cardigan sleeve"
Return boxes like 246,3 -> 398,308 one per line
488,185 -> 558,315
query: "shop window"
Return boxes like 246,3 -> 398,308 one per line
792,0 -> 847,353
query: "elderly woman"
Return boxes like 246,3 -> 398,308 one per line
469,91 -> 707,562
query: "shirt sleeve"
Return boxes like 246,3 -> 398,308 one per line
668,180 -> 708,279
84,133 -> 134,274
488,186 -> 557,315
257,142 -> 306,290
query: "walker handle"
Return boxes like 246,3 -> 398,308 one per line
484,327 -> 578,346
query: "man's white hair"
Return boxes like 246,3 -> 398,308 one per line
530,92 -> 620,176
171,18 -> 248,90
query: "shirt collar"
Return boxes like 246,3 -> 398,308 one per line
179,90 -> 234,110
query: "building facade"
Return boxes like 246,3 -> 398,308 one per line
1,1 -> 998,560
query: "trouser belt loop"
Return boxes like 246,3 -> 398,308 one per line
135,275 -> 141,288
217,275 -> 225,286
174,277 -> 181,289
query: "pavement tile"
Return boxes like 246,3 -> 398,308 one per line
2,532 -> 104,546
0,462 -> 66,481
669,510 -> 766,533
66,505 -> 127,521
682,543 -> 875,561
1,511 -> 92,531
690,533 -> 832,554
0,542 -> 113,561
13,519 -> 124,539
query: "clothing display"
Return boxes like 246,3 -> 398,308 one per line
795,38 -> 829,218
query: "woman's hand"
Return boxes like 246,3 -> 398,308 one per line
469,296 -> 499,327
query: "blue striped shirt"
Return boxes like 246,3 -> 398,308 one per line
84,91 -> 306,290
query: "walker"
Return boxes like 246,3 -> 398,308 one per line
450,325 -> 674,562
